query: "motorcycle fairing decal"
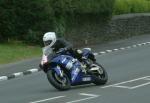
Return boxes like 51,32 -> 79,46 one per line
82,77 -> 91,82
52,55 -> 74,69
65,58 -> 78,70
53,66 -> 63,77
71,67 -> 80,83
66,61 -> 73,70
61,57 -> 73,70
62,58 -> 67,63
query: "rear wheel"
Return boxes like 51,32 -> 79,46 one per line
92,62 -> 108,85
47,69 -> 71,91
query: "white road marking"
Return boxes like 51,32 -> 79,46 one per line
28,68 -> 39,73
66,93 -> 99,103
111,81 -> 150,89
114,85 -> 131,89
146,42 -> 150,44
100,51 -> 106,54
126,46 -> 131,49
132,45 -> 137,47
0,76 -> 8,81
79,93 -> 99,97
113,49 -> 119,51
106,50 -> 112,52
137,44 -> 142,46
13,72 -> 23,77
120,48 -> 125,50
93,53 -> 98,56
101,76 -> 150,88
30,96 -> 65,103
66,96 -> 96,103
142,43 -> 147,45
130,82 -> 150,89
143,78 -> 150,80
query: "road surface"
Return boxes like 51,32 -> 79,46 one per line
0,41 -> 150,103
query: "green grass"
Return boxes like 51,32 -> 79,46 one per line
114,0 -> 150,15
0,42 -> 42,64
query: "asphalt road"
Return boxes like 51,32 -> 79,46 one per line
1,34 -> 150,76
0,42 -> 150,103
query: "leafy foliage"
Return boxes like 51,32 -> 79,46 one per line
0,0 -> 115,44
52,0 -> 114,14
52,0 -> 115,37
114,0 -> 150,15
0,0 -> 54,43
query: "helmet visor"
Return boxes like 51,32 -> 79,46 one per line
44,40 -> 52,46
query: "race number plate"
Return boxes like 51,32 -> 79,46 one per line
82,77 -> 91,81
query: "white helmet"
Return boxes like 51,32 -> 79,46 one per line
43,32 -> 56,47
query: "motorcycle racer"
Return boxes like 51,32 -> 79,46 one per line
39,32 -> 107,90
40,32 -> 84,83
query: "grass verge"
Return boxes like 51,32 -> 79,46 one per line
0,42 -> 42,64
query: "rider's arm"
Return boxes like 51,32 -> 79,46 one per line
59,38 -> 73,50
52,38 -> 73,52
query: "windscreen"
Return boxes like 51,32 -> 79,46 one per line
42,45 -> 53,56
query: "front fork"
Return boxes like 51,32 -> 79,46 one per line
52,63 -> 80,84
53,66 -> 67,86
53,66 -> 63,77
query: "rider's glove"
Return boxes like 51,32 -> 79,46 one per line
76,49 -> 83,54
56,48 -> 68,54
82,56 -> 87,60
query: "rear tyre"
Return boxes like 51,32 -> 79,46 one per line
47,69 -> 71,91
92,62 -> 108,85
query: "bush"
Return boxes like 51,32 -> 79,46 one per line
0,0 -> 54,43
23,29 -> 42,45
52,0 -> 114,14
0,0 -> 115,45
52,0 -> 115,37
114,0 -> 150,15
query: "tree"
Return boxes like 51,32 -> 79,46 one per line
0,0 -> 54,44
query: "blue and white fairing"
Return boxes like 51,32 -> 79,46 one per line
42,46 -> 93,85
51,54 -> 85,84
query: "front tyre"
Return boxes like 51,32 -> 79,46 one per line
47,70 -> 71,91
92,62 -> 108,85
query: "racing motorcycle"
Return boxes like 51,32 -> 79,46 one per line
40,46 -> 108,91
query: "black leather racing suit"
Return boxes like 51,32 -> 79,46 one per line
51,38 -> 82,60
52,38 -> 73,53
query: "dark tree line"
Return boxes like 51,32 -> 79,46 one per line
0,0 -> 114,45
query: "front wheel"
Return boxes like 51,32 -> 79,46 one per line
92,62 -> 108,85
47,69 -> 71,91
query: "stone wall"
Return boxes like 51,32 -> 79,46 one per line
65,13 -> 150,47
108,13 -> 150,39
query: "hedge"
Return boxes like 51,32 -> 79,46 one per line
114,0 -> 150,15
0,0 -> 54,43
0,0 -> 115,45
52,0 -> 115,37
